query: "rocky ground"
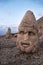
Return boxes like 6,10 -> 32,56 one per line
0,37 -> 43,65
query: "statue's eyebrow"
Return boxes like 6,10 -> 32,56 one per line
19,31 -> 24,33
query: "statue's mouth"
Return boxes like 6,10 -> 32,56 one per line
21,42 -> 30,48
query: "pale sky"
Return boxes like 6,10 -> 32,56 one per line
0,0 -> 43,27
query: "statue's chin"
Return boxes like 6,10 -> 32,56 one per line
20,46 -> 33,53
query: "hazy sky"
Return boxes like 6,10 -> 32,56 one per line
0,0 -> 43,27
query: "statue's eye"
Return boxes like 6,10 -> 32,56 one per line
19,31 -> 24,34
28,31 -> 35,35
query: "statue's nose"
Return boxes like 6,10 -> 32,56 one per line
24,33 -> 28,41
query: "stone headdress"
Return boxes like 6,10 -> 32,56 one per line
18,10 -> 36,32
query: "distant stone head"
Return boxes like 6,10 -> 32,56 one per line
16,10 -> 39,53
6,27 -> 11,38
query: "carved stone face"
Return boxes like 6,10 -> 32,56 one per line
16,10 -> 39,53
17,28 -> 39,53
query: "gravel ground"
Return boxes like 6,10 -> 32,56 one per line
0,39 -> 43,65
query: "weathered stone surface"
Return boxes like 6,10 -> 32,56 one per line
6,27 -> 11,38
16,10 -> 39,53
37,17 -> 43,42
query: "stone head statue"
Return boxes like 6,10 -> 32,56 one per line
16,10 -> 39,53
37,17 -> 43,42
6,27 -> 11,38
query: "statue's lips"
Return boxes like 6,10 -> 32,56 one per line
21,42 -> 30,48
